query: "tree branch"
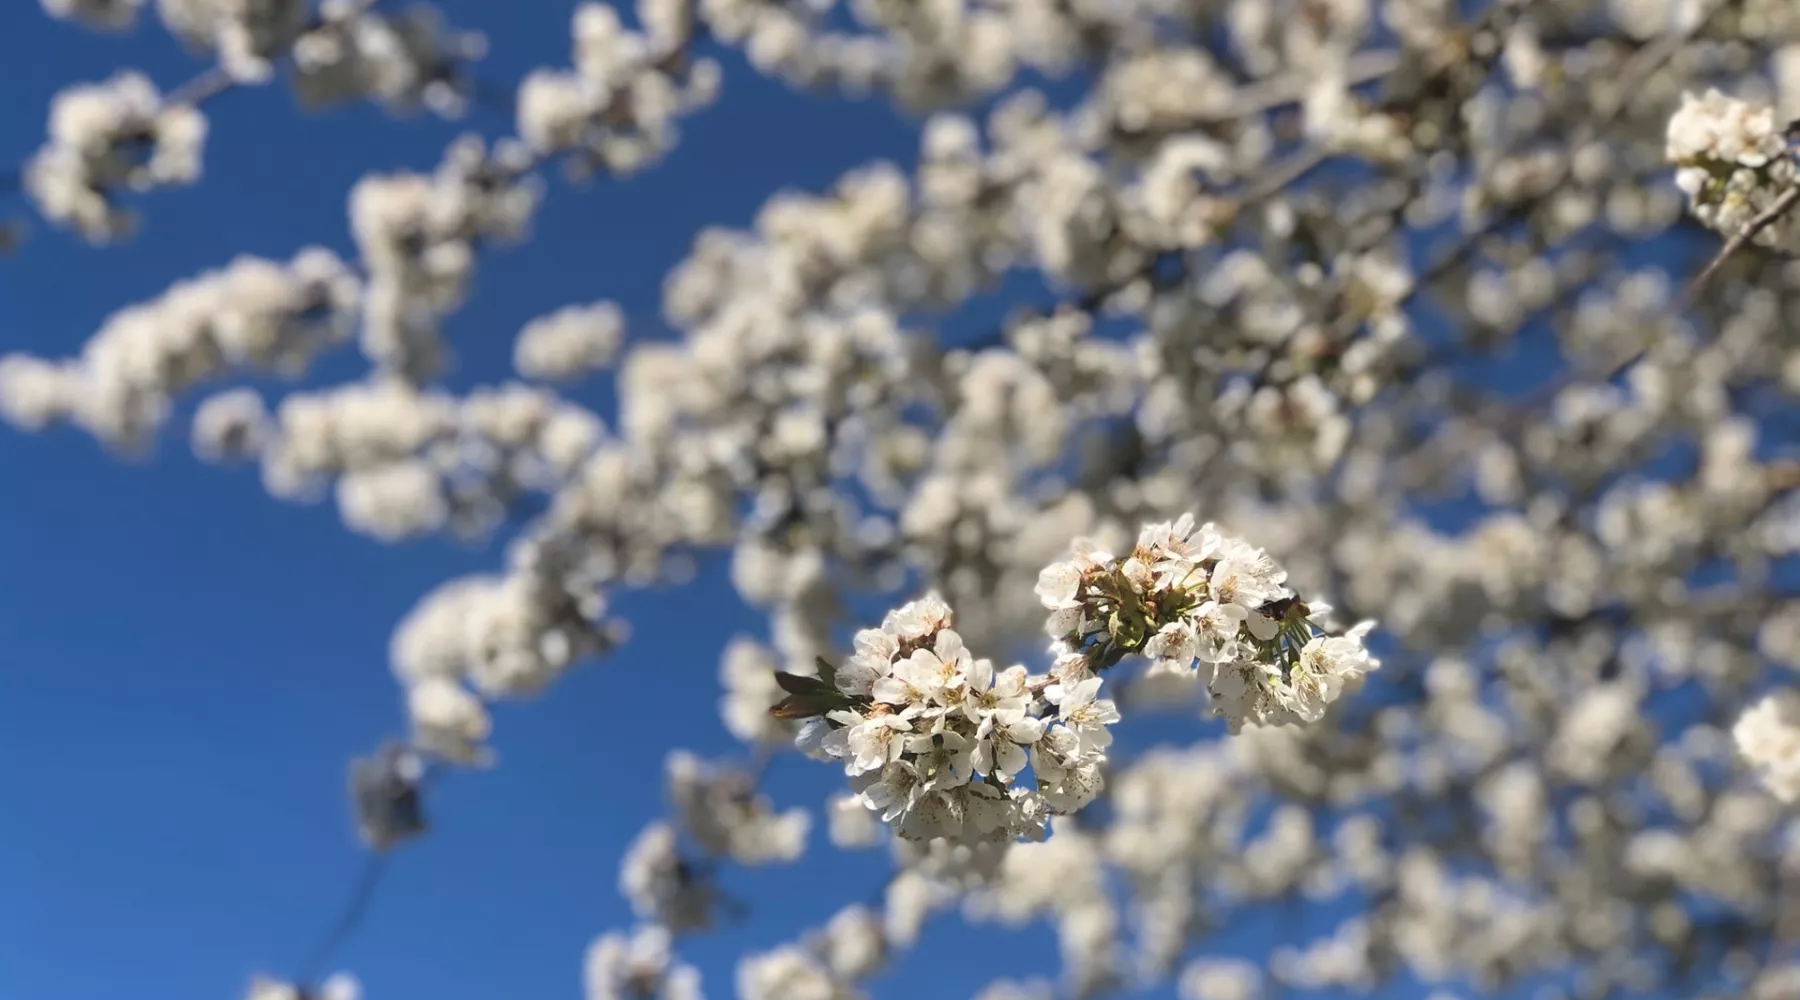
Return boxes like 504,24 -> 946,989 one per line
1683,185 -> 1800,305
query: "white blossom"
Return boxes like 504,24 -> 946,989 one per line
24,71 -> 206,241
41,0 -> 144,29
243,973 -> 359,1000
584,924 -> 703,1000
405,676 -> 491,764
1735,692 -> 1800,803
619,821 -> 712,931
515,301 -> 625,381
795,594 -> 1112,841
1667,90 -> 1800,251
156,0 -> 310,82
1037,515 -> 1378,732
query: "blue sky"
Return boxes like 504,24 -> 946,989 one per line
0,3 -> 1032,998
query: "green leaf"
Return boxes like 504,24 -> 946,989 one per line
814,656 -> 839,691
769,693 -> 836,720
774,671 -> 829,697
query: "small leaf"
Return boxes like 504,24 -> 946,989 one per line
774,671 -> 829,697
768,696 -> 818,719
769,692 -> 839,720
814,656 -> 839,690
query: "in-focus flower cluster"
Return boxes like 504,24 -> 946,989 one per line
1667,89 -> 1800,250
1037,515 -> 1379,733
783,594 -> 1110,842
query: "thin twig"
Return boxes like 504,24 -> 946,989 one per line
1235,146 -> 1333,207
167,66 -> 239,108
1683,185 -> 1800,304
1199,48 -> 1402,125
1507,182 -> 1800,423
295,852 -> 391,986
1361,0 -> 1735,385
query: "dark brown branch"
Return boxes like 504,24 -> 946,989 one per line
1683,185 -> 1800,305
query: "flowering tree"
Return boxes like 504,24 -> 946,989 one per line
4,0 -> 1800,999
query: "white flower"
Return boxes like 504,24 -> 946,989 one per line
827,793 -> 884,848
515,301 -> 624,381
899,787 -> 968,840
1284,621 -> 1380,722
1191,600 -> 1250,663
405,676 -> 491,763
883,592 -> 953,639
1206,660 -> 1289,734
245,973 -> 358,1000
718,637 -> 788,745
1206,541 -> 1288,610
1735,691 -> 1800,802
585,924 -> 703,1000
859,760 -> 927,823
964,659 -> 1031,722
838,627 -> 897,697
1042,645 -> 1095,704
619,822 -> 711,931
796,718 -> 837,761
736,945 -> 848,1000
1036,560 -> 1083,607
1145,620 -> 1200,668
872,633 -> 969,708
817,905 -> 886,980
904,729 -> 975,790
806,596 -> 1117,839
972,711 -> 1047,779
1033,726 -> 1106,813
838,710 -> 913,774
1056,677 -> 1120,754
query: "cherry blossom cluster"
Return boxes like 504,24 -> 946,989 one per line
155,0 -> 310,83
619,821 -> 718,932
781,593 -> 1113,842
584,924 -> 703,1000
1037,515 -> 1379,733
515,2 -> 720,179
734,903 -> 893,1000
242,973 -> 361,1000
1666,89 -> 1800,251
289,0 -> 489,117
22,70 -> 207,241
349,135 -> 542,379
664,750 -> 809,865
613,752 -> 812,935
388,560 -> 625,766
1734,691 -> 1800,803
0,247 -> 359,450
251,378 -> 604,540
39,0 -> 143,30
513,300 -> 626,382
